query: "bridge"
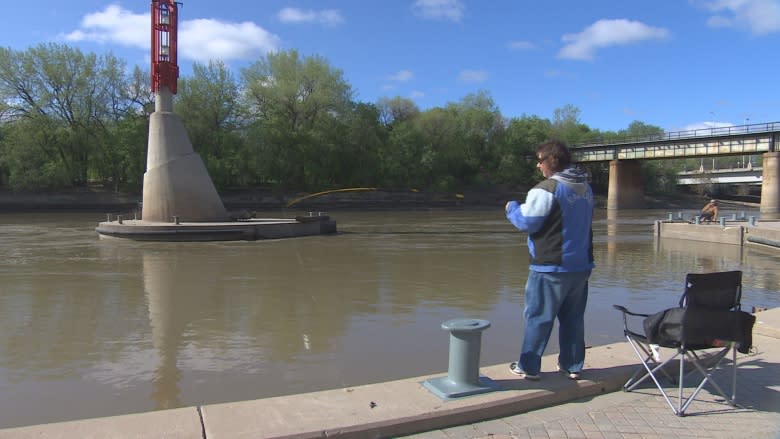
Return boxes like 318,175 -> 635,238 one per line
570,121 -> 780,218
677,167 -> 763,186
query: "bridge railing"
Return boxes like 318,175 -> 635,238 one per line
574,121 -> 780,148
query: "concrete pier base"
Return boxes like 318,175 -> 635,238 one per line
760,151 -> 780,219
141,88 -> 228,223
607,160 -> 644,210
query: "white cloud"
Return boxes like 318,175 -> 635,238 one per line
558,19 -> 669,61
458,69 -> 488,83
412,0 -> 464,22
181,19 -> 280,62
410,90 -> 425,98
388,70 -> 414,82
63,5 -> 148,47
61,5 -> 280,63
703,0 -> 780,35
507,40 -> 536,50
277,8 -> 344,26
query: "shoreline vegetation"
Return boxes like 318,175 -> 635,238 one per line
0,188 -> 750,215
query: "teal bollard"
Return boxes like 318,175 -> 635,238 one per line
668,213 -> 674,221
720,217 -> 727,227
695,216 -> 701,225
423,318 -> 500,400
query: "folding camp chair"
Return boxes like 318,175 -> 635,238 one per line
613,270 -> 755,416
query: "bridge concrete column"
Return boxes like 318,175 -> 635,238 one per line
760,152 -> 780,219
607,160 -> 644,210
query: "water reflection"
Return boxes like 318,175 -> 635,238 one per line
145,251 -> 184,409
606,209 -> 618,265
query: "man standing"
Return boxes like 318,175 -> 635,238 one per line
504,140 -> 594,380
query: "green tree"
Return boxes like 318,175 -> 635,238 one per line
496,115 -> 553,187
326,102 -> 384,187
447,91 -> 505,187
378,117 -> 427,189
241,49 -> 353,188
0,44 -> 141,189
620,120 -> 664,139
93,65 -> 152,191
551,104 -> 593,145
176,60 -> 246,188
376,96 -> 420,126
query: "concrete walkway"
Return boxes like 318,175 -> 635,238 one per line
2,309 -> 780,439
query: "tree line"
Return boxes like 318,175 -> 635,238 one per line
0,43 -> 682,195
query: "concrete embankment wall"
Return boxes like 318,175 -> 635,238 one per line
655,220 -> 780,250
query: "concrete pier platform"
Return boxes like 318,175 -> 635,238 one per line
95,215 -> 336,241
2,308 -> 779,439
655,218 -> 780,249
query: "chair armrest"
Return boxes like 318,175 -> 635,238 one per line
613,304 -> 650,317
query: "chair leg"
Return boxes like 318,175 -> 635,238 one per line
678,352 -> 685,415
677,346 -> 735,415
621,337 -> 739,416
730,343 -> 737,404
623,337 -> 676,391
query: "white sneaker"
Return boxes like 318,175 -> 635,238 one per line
557,364 -> 581,380
509,362 -> 540,380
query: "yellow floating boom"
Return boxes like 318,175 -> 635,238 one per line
286,187 -> 378,207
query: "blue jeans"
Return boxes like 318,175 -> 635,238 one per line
518,270 -> 591,375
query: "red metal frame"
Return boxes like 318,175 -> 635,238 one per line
151,0 -> 180,94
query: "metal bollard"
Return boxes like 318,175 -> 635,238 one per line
423,318 -> 499,400
173,215 -> 180,224
117,215 -> 123,225
668,213 -> 674,221
731,213 -> 737,220
750,216 -> 757,226
677,211 -> 684,220
695,216 -> 701,225
720,217 -> 727,227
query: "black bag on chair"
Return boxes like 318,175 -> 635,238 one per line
643,307 -> 684,347
643,307 -> 755,353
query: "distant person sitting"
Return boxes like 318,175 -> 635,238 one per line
700,199 -> 719,223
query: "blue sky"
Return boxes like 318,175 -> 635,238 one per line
2,0 -> 780,132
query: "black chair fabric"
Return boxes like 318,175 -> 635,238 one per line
643,306 -> 755,352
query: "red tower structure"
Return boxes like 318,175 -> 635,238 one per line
151,0 -> 180,94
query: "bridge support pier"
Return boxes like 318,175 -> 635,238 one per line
760,152 -> 780,219
607,160 -> 644,209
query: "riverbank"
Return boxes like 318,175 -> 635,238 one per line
0,188 -> 720,214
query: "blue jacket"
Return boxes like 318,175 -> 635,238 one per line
505,166 -> 594,273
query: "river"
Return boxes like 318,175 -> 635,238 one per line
0,208 -> 778,428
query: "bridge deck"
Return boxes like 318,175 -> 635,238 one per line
572,122 -> 779,163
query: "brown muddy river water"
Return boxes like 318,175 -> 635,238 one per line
0,208 -> 778,428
